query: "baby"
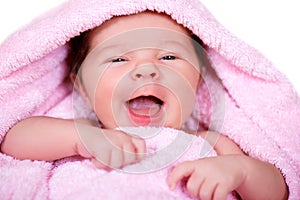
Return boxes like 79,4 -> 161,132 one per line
1,11 -> 287,199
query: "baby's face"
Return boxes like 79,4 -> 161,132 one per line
77,12 -> 202,129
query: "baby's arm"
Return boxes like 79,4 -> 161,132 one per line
0,116 -> 145,169
1,116 -> 78,161
169,131 -> 288,200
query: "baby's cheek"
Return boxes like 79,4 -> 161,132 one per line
164,99 -> 187,128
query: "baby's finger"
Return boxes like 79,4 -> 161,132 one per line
110,148 -> 123,169
123,142 -> 137,165
131,137 -> 146,160
91,158 -> 110,170
212,185 -> 231,200
186,173 -> 203,198
168,161 -> 194,190
198,179 -> 215,200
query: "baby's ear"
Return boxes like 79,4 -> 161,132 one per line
196,65 -> 206,86
70,73 -> 93,109
199,64 -> 206,76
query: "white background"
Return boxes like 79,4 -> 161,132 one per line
1,0 -> 299,94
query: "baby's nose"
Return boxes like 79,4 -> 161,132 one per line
131,64 -> 160,80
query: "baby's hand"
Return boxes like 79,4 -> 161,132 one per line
74,124 -> 146,169
168,155 -> 247,200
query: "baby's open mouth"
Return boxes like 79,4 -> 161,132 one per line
126,95 -> 164,117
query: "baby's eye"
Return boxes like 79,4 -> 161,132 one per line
111,58 -> 127,62
161,55 -> 176,60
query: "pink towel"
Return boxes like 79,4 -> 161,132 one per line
0,0 -> 299,199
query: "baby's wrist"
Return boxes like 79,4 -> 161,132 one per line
72,121 -> 93,158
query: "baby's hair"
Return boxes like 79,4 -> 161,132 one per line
191,34 -> 209,74
68,30 -> 91,77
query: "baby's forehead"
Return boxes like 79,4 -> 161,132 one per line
97,29 -> 193,50
88,11 -> 191,50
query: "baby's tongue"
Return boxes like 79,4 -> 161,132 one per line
128,96 -> 162,117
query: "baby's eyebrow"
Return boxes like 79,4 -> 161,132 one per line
160,40 -> 191,50
90,44 -> 126,55
157,40 -> 193,56
90,38 -> 193,56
